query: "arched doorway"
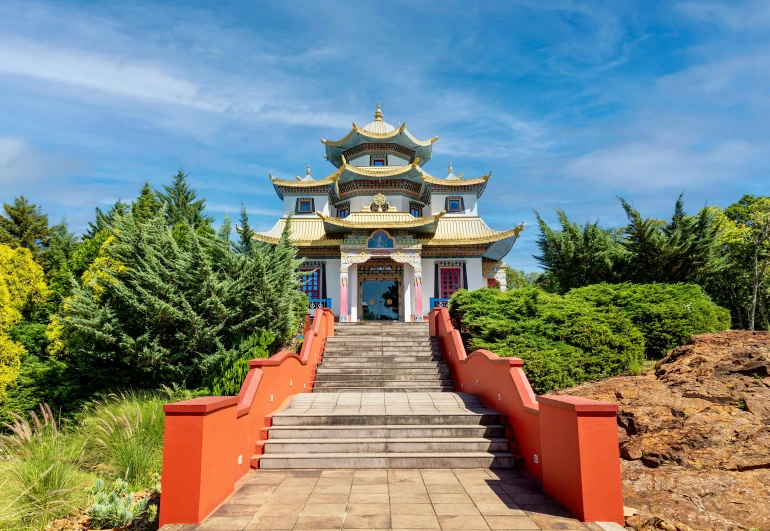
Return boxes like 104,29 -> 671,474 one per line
357,259 -> 403,321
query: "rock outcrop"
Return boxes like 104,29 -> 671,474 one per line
555,330 -> 770,531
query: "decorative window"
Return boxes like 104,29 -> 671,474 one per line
440,268 -> 462,298
445,196 -> 464,213
410,202 -> 422,218
300,268 -> 321,299
371,155 -> 386,166
295,198 -> 314,214
336,202 -> 350,218
367,230 -> 395,249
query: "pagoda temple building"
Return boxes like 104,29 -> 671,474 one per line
254,103 -> 523,322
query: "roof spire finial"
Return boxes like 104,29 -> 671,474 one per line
307,164 -> 311,176
448,161 -> 453,174
374,102 -> 383,121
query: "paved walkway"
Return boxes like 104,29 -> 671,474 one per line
277,392 -> 498,416
163,468 -> 604,530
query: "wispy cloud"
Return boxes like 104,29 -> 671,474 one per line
676,0 -> 770,31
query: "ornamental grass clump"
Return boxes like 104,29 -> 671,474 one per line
78,392 -> 165,491
85,478 -> 148,529
0,405 -> 94,531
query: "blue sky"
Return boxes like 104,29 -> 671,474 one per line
1,0 -> 768,271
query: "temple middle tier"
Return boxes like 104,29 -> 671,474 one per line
252,103 -> 523,322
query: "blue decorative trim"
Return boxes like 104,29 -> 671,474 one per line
430,298 -> 450,309
308,298 -> 332,313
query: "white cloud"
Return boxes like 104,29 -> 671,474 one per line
676,1 -> 770,31
0,136 -> 83,187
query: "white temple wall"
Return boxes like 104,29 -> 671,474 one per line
403,265 -> 414,322
324,259 -> 341,315
282,194 -> 330,216
465,258 -> 484,290
348,266 -> 358,322
421,258 -> 436,312
428,193 -> 478,216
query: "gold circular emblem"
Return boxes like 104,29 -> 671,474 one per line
368,299 -> 374,305
373,192 -> 387,206
386,299 -> 393,305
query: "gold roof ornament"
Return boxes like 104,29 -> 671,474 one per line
446,161 -> 461,181
360,102 -> 396,134
373,192 -> 387,207
297,164 -> 314,182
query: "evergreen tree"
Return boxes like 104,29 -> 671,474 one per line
218,215 -> 233,244
619,196 -> 725,284
237,204 -> 255,255
131,182 -> 162,223
58,210 -> 306,391
85,200 -> 130,238
0,196 -> 51,257
533,209 -> 625,293
157,170 -> 214,230
42,221 -> 78,278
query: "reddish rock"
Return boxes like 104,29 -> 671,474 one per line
556,330 -> 770,531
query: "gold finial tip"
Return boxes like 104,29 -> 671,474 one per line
306,164 -> 311,175
448,162 -> 453,173
374,102 -> 383,120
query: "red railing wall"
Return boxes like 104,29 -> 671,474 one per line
159,308 -> 334,526
429,307 -> 624,524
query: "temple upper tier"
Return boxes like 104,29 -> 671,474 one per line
252,103 -> 522,322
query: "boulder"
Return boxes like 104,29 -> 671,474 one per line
556,330 -> 770,531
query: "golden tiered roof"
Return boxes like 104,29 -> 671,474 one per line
317,211 -> 446,234
253,216 -> 523,248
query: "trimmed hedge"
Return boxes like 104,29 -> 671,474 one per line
449,288 -> 645,394
566,283 -> 731,358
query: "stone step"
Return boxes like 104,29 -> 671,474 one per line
271,413 -> 501,427
262,438 -> 510,454
320,356 -> 442,363
324,346 -> 440,355
318,361 -> 447,368
314,387 -> 453,393
313,380 -> 453,389
316,368 -> 449,376
257,452 -> 517,469
315,373 -> 448,381
265,424 -> 506,439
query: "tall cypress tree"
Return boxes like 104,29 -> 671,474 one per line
0,196 -> 51,257
157,170 -> 214,230
132,182 -> 162,223
237,204 -> 255,255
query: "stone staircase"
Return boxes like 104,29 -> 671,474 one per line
254,322 -> 519,469
314,322 -> 453,393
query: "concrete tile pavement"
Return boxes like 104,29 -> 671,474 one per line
162,468 -> 592,530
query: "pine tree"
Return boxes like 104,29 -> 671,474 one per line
0,196 -> 51,257
237,204 -> 255,255
42,221 -> 78,278
533,209 -> 625,293
85,200 -> 130,238
131,182 -> 162,223
218,215 -> 233,244
157,170 -> 214,229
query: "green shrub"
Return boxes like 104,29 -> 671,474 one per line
449,288 -> 645,394
567,283 -> 731,358
205,330 -> 273,396
0,405 -> 95,531
78,392 -> 165,491
85,478 -> 148,529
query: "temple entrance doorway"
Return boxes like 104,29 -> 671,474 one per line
361,280 -> 399,320
357,259 -> 403,321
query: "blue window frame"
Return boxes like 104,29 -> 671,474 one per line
445,196 -> 464,213
296,198 -> 314,214
410,203 -> 422,218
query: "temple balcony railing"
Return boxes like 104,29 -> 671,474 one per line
430,297 -> 450,309
308,298 -> 332,313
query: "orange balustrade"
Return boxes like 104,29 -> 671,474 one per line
429,307 -> 624,524
159,308 -> 334,526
